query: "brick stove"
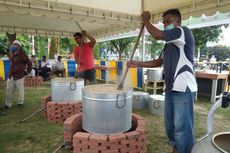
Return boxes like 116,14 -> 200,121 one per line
64,113 -> 147,153
24,76 -> 43,87
41,95 -> 148,152
41,95 -> 82,123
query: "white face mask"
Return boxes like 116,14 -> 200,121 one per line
164,23 -> 175,30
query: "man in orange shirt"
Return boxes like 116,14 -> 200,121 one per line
73,30 -> 96,84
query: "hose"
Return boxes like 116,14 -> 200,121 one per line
0,107 -> 45,127
52,142 -> 72,153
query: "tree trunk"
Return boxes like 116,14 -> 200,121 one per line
6,32 -> 16,46
118,52 -> 122,60
50,37 -> 60,59
197,47 -> 200,62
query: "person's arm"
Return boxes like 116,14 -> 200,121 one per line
142,11 -> 164,40
128,58 -> 163,68
82,30 -> 96,47
74,47 -> 80,65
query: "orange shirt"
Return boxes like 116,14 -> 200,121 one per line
74,42 -> 95,72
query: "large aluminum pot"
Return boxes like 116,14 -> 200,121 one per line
149,94 -> 165,116
132,91 -> 149,109
147,68 -> 163,81
82,84 -> 133,134
192,132 -> 230,153
51,77 -> 84,102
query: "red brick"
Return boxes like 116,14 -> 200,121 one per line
89,134 -> 108,142
109,134 -> 126,142
125,131 -> 141,140
135,125 -> 146,134
70,113 -> 147,153
103,150 -> 119,153
137,120 -> 146,126
120,147 -> 136,153
109,143 -> 126,150
81,149 -> 97,153
132,113 -> 145,120
74,132 -> 91,141
87,142 -> 99,148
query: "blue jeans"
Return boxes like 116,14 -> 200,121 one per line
164,89 -> 195,153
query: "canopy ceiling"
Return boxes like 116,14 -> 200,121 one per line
0,0 -> 230,38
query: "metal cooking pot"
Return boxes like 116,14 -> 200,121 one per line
147,68 -> 163,81
82,84 -> 133,134
149,94 -> 165,116
51,77 -> 84,102
192,132 -> 230,153
132,91 -> 149,109
192,92 -> 230,153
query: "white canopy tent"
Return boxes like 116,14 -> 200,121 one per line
0,0 -> 230,38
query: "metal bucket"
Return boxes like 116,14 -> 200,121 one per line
149,94 -> 165,116
82,84 -> 133,134
191,132 -> 230,153
147,68 -> 163,81
51,77 -> 84,102
132,91 -> 149,109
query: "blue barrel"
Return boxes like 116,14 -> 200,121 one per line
68,60 -> 76,77
117,61 -> 123,76
137,67 -> 143,88
38,59 -> 42,66
4,60 -> 10,80
100,61 -> 106,80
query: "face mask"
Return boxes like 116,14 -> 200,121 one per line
11,46 -> 18,52
165,23 -> 175,30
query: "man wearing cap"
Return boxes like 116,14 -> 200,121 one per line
2,40 -> 32,110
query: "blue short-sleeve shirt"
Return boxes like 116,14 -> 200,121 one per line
162,26 -> 197,93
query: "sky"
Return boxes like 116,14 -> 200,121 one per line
207,26 -> 230,47
218,26 -> 230,46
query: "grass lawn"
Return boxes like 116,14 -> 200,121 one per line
0,81 -> 229,153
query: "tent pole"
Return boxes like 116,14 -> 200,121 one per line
141,0 -> 145,88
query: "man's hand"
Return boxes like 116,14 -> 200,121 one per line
127,60 -> 139,68
81,30 -> 96,47
141,11 -> 151,22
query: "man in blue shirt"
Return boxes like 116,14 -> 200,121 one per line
129,9 -> 197,153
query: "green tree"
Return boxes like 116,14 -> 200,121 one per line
34,36 -> 48,59
0,33 -> 9,56
145,35 -> 164,59
96,41 -> 112,60
17,34 -> 31,55
207,46 -> 230,61
191,24 -> 228,61
105,37 -> 135,60
50,37 -> 59,59
93,43 -> 101,60
60,37 -> 75,54
2,33 -> 31,55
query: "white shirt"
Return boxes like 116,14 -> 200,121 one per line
55,61 -> 65,71
41,60 -> 52,69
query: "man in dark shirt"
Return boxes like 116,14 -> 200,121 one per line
3,40 -> 32,109
128,9 -> 197,153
